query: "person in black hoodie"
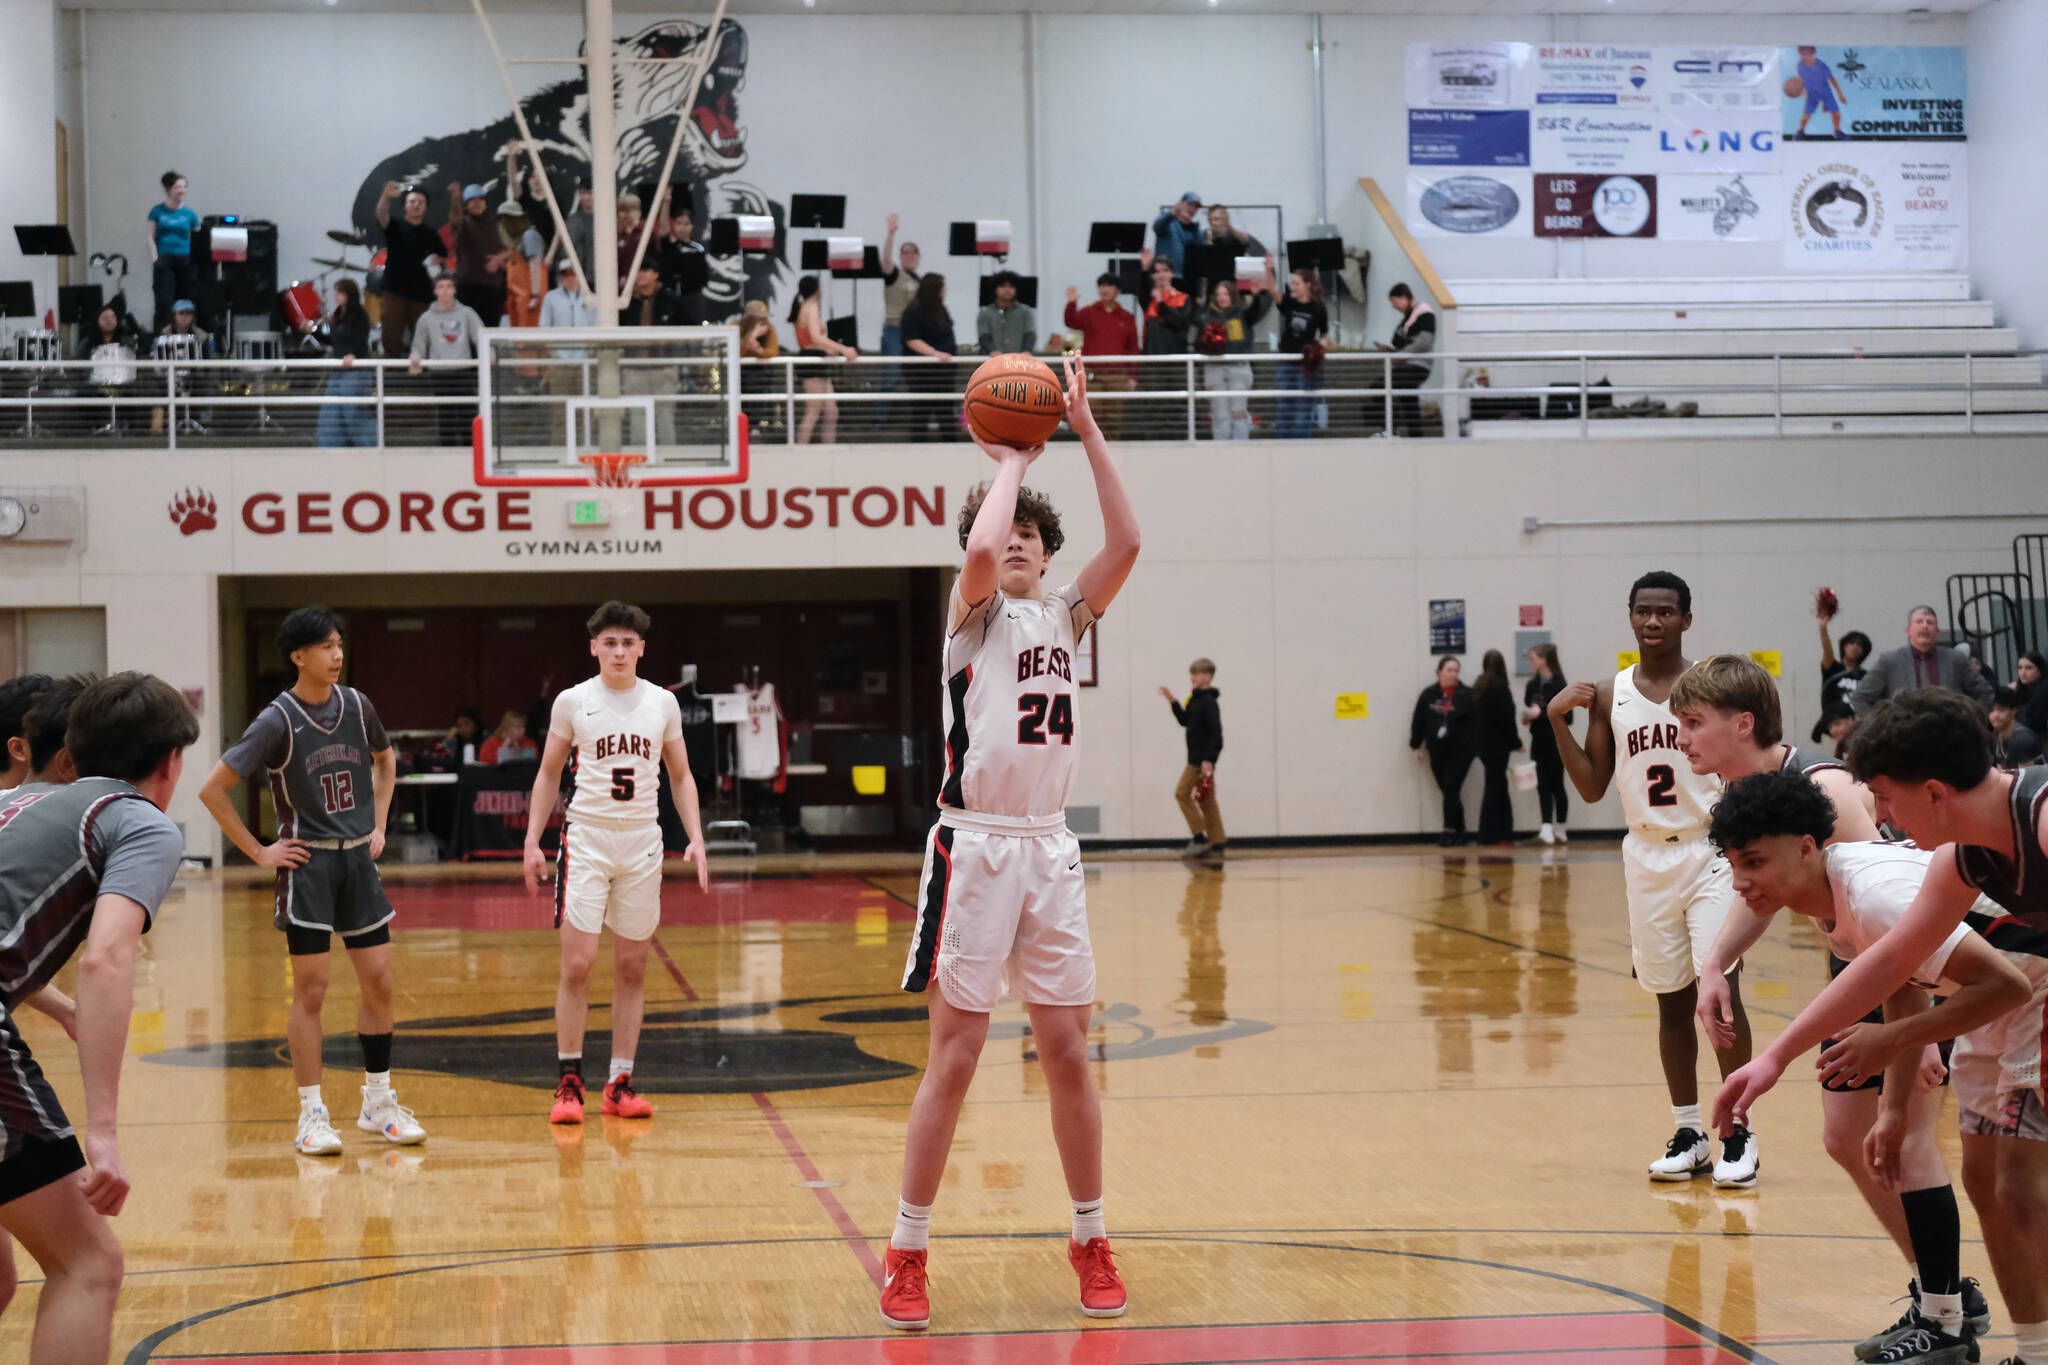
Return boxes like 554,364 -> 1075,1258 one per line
1472,649 -> 1523,845
1409,656 -> 1475,845
1162,658 -> 1225,859
1522,642 -> 1570,844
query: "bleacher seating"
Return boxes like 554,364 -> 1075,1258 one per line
1444,274 -> 2048,436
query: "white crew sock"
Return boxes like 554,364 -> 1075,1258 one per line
891,1199 -> 932,1252
1919,1289 -> 1963,1334
1672,1104 -> 1704,1135
298,1084 -> 324,1111
364,1071 -> 391,1097
609,1057 -> 634,1082
2016,1321 -> 2048,1362
1071,1198 -> 1107,1245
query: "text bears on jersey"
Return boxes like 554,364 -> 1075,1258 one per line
1625,722 -> 1682,757
593,733 -> 655,761
1018,646 -> 1075,684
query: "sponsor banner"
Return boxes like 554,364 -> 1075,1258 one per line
1534,174 -> 1657,238
1407,171 -> 1532,238
1783,143 -> 1966,270
1780,45 -> 1965,141
1408,109 -> 1529,167
1532,110 -> 1657,175
1532,43 -> 1654,107
1657,172 -> 1779,242
1406,42 -> 1531,110
1661,46 -> 1779,109
1652,108 -> 1779,171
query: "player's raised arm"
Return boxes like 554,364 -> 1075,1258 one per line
74,892 -> 149,1215
958,438 -> 1040,619
1548,677 -> 1616,803
523,695 -> 575,896
1065,357 -> 1141,619
1713,852 -> 1981,1132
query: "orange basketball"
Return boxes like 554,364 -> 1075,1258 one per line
1783,76 -> 1805,99
963,353 -> 1065,450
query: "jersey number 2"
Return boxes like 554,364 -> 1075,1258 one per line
1018,694 -> 1074,746
318,772 -> 356,815
610,767 -> 635,801
1646,764 -> 1678,808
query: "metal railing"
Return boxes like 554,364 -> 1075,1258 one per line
2,347 -> 2046,450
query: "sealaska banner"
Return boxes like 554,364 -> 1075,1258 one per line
1403,41 -> 1964,266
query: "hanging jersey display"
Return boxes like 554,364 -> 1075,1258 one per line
734,683 -> 788,791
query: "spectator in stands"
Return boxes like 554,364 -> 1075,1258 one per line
1852,605 -> 1995,714
539,260 -> 597,329
739,299 -> 781,433
1196,274 -> 1273,441
78,306 -> 143,436
1374,283 -> 1436,437
654,201 -> 708,324
900,273 -> 959,442
148,171 -> 200,334
1205,205 -> 1268,260
789,275 -> 856,445
615,193 -> 647,285
447,708 -> 484,765
976,271 -> 1036,356
499,201 -> 545,328
1990,687 -> 2042,768
1274,267 -> 1328,440
1409,656 -> 1475,846
1162,659 -> 1225,861
1152,192 -> 1206,275
481,710 -> 539,765
506,140 -> 550,229
76,304 -> 137,360
2015,650 -> 2048,735
551,180 -> 596,287
447,182 -> 506,326
621,262 -> 686,327
1819,700 -> 1857,758
878,214 -> 920,420
407,273 -> 485,447
1064,275 -> 1139,441
375,181 -> 441,357
1962,641 -> 1999,690
316,280 -> 374,449
1136,257 -> 1195,437
1818,613 -> 1872,715
1523,642 -> 1569,844
157,300 -> 213,358
1473,649 -> 1522,846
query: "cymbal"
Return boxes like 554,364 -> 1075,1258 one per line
311,256 -> 366,272
327,229 -> 370,246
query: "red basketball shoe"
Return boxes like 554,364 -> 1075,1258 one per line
879,1246 -> 930,1330
602,1074 -> 653,1119
1069,1238 -> 1127,1317
549,1074 -> 585,1125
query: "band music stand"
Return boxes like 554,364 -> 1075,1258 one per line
11,225 -> 77,258
789,195 -> 846,230
1088,223 -> 1146,255
1286,237 -> 1345,272
0,282 -> 35,319
57,284 -> 104,328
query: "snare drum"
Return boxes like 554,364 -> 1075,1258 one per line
280,282 -> 323,334
13,330 -> 57,362
235,332 -> 284,365
154,333 -> 200,362
90,343 -> 137,387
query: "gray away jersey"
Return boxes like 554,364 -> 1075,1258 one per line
222,688 -> 387,841
1956,765 -> 2048,928
0,778 -> 183,1007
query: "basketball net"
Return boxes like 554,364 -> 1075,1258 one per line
578,452 -> 647,489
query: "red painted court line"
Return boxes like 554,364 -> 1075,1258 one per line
158,1311 -> 1754,1364
648,931 -> 885,1289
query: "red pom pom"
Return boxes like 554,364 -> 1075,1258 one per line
1816,587 -> 1839,621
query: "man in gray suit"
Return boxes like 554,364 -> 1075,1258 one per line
1852,604 -> 1995,714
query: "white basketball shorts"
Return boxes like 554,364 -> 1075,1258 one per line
555,820 -> 664,942
901,810 -> 1096,1013
1622,831 -> 1736,994
1952,965 -> 2048,1140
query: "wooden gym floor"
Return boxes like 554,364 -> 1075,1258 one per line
0,843 -> 2016,1363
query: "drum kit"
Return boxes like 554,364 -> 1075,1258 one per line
280,227 -> 380,345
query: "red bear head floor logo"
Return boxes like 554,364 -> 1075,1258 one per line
168,489 -> 218,536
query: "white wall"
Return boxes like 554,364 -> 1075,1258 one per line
1,0 -> 60,320
0,436 -> 2036,857
1968,0 -> 2048,348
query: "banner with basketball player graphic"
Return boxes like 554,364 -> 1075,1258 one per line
1779,46 -> 1966,142
1782,143 -> 1966,270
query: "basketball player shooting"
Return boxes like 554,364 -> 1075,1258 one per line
1547,573 -> 1759,1188
880,357 -> 1140,1331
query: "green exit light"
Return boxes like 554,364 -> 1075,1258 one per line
569,499 -> 609,528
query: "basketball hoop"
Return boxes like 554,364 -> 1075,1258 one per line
578,452 -> 647,488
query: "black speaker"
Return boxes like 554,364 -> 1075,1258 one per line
194,218 -> 280,326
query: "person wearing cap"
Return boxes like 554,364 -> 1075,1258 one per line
498,200 -> 546,328
1151,192 -> 1208,276
446,180 -> 506,326
536,261 -> 597,446
156,299 -> 213,357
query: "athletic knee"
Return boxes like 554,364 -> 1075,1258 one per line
1990,1167 -> 2048,1225
293,977 -> 329,1013
558,951 -> 596,989
57,1227 -> 123,1301
1032,1029 -> 1090,1078
1820,1113 -> 1866,1170
613,952 -> 648,990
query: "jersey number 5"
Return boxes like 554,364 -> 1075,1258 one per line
1018,694 -> 1074,746
1646,764 -> 1678,808
611,767 -> 635,801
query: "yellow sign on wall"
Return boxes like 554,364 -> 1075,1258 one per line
1749,650 -> 1782,678
1617,651 -> 1641,670
1334,693 -> 1370,719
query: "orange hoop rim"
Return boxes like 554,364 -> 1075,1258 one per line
577,452 -> 648,488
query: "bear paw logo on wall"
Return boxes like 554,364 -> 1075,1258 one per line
168,489 -> 218,536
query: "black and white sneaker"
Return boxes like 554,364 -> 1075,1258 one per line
1961,1278 -> 1992,1339
1648,1127 -> 1711,1180
1180,836 -> 1209,859
1858,1300 -> 1924,1361
1712,1124 -> 1759,1188
1867,1322 -> 1976,1364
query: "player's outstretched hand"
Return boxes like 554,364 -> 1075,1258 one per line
1695,969 -> 1738,1051
1713,1055 -> 1784,1136
1062,355 -> 1099,437
80,1132 -> 129,1216
1547,681 -> 1598,720
972,433 -> 1044,467
683,841 -> 710,892
1158,686 -> 1176,701
255,838 -> 311,870
1817,1020 -> 1899,1089
522,842 -> 550,897
1864,1104 -> 1906,1191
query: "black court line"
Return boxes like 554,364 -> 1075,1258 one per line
122,1230 -> 1782,1364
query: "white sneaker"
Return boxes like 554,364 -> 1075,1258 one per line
1554,826 -> 1567,844
295,1104 -> 343,1156
1712,1125 -> 1759,1188
1538,823 -> 1556,845
1648,1127 -> 1711,1180
358,1086 -> 428,1145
